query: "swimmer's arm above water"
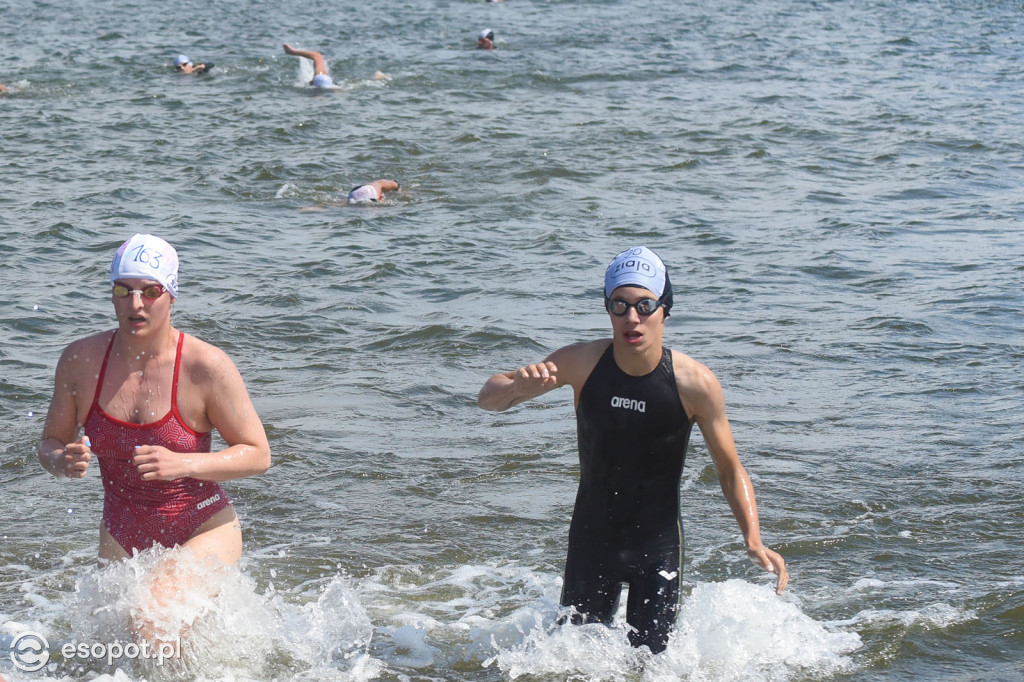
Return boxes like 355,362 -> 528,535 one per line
675,351 -> 789,594
134,342 -> 271,483
132,439 -> 269,483
38,343 -> 93,479
38,436 -> 92,479
477,341 -> 605,411
283,44 -> 328,75
478,362 -> 558,411
371,179 -> 400,194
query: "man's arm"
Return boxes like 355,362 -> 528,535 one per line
283,44 -> 328,75
478,361 -> 558,412
372,179 -> 399,195
477,340 -> 607,412
675,351 -> 789,594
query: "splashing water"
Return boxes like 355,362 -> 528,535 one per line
484,579 -> 860,681
5,547 -> 382,681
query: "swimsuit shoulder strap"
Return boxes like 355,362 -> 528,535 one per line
170,331 -> 185,411
168,332 -> 211,438
596,342 -> 618,373
88,331 -> 118,413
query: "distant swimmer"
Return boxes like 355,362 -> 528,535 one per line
348,179 -> 400,205
478,246 -> 788,654
174,54 -> 213,74
283,43 -> 334,87
0,84 -> 6,93
478,28 -> 496,50
39,233 -> 270,561
298,179 -> 400,211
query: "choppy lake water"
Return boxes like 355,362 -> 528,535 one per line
2,0 -> 1023,679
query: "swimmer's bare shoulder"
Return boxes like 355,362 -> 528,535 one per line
178,333 -> 239,385
49,330 -> 114,427
55,330 -> 114,383
545,338 -> 611,390
669,348 -> 726,420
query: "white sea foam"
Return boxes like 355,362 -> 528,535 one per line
274,182 -> 298,199
297,57 -> 315,86
2,547 -> 381,681
356,563 -> 861,681
479,579 -> 860,681
840,602 -> 976,631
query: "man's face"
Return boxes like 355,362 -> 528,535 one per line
606,286 -> 665,352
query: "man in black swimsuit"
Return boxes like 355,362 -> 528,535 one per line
478,245 -> 788,654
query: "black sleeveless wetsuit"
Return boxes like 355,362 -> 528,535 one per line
563,344 -> 693,653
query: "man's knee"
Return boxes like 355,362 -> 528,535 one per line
628,623 -> 671,654
556,609 -> 609,627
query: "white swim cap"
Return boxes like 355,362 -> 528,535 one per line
110,234 -> 179,297
604,246 -> 668,299
479,28 -> 495,41
347,184 -> 380,204
175,54 -> 190,67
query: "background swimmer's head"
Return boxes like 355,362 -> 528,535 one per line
478,29 -> 495,49
110,234 -> 180,297
603,246 -> 673,317
174,54 -> 191,71
347,185 -> 380,205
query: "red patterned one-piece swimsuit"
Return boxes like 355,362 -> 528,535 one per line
84,331 -> 231,554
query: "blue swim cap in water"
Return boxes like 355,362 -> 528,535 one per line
311,74 -> 333,88
174,54 -> 190,68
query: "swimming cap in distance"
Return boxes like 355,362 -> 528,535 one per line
479,28 -> 495,41
174,54 -> 190,68
347,184 -> 380,204
312,73 -> 334,88
110,233 -> 180,297
604,245 -> 672,313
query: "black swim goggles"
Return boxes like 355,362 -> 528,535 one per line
605,298 -> 664,316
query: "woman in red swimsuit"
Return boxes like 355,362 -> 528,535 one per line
38,233 -> 271,567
